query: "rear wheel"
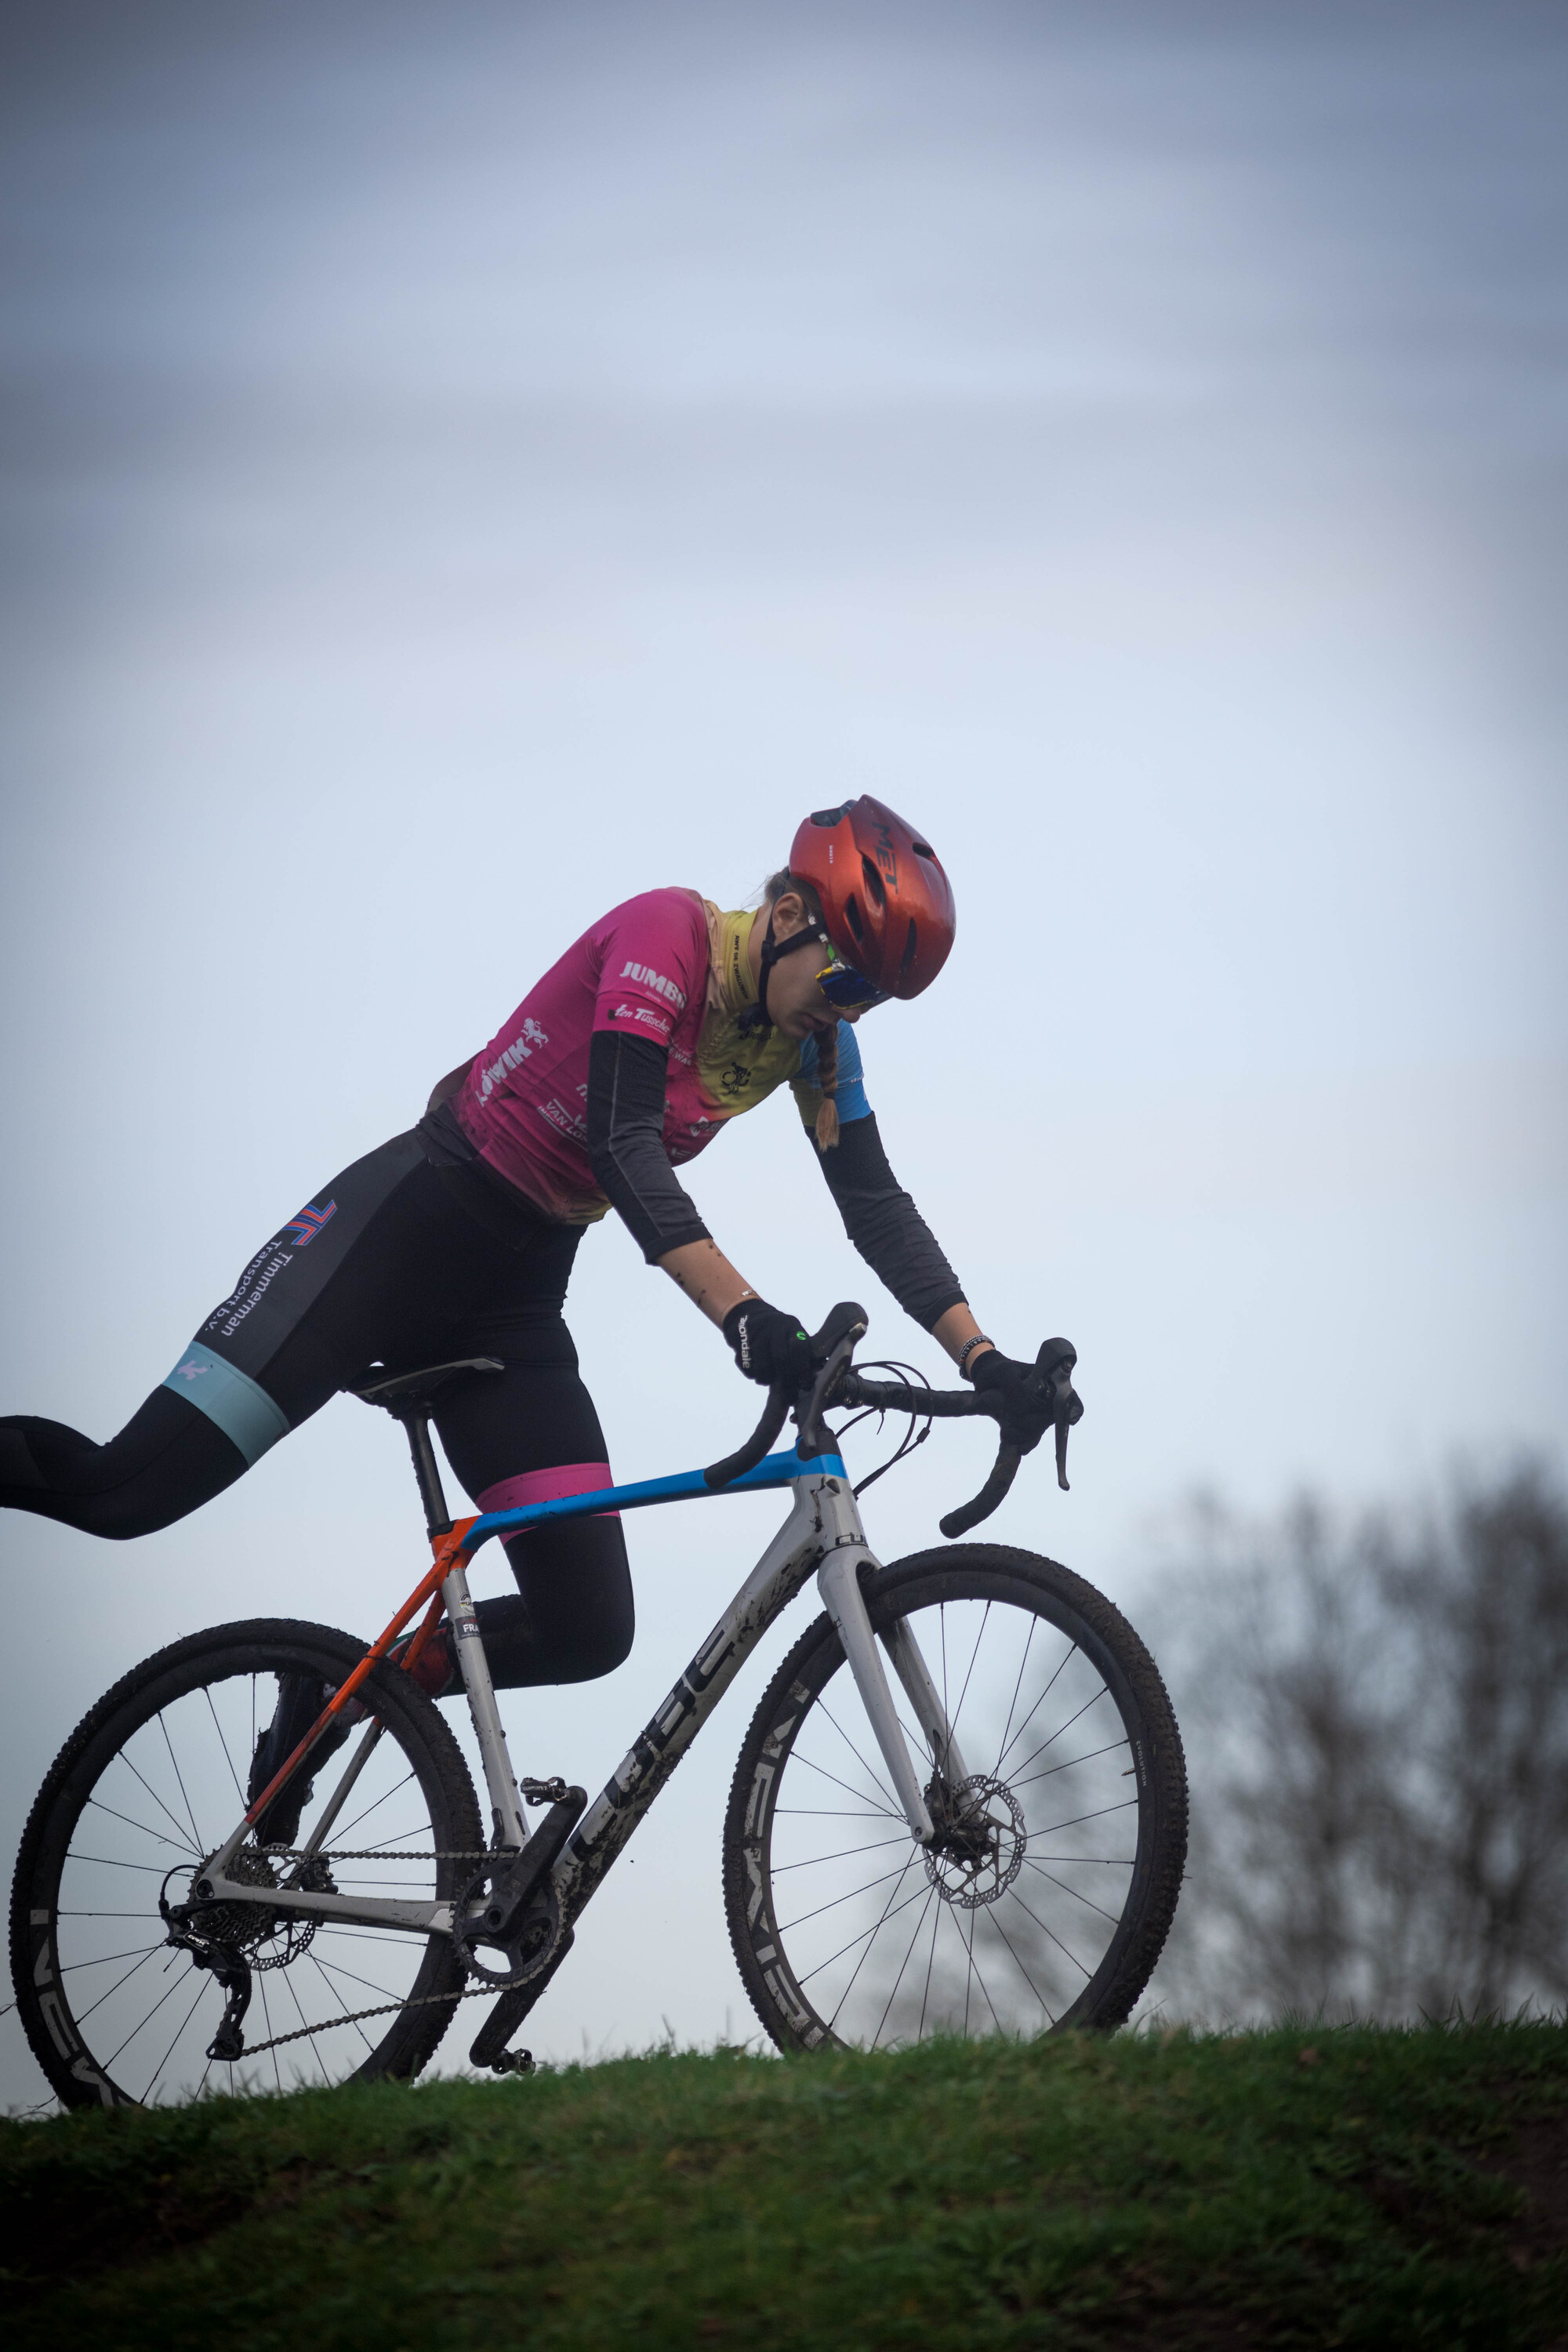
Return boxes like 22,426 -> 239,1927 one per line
11,1618 -> 482,2109
724,1545 -> 1186,2052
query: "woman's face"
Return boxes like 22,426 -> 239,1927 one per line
762,892 -> 872,1042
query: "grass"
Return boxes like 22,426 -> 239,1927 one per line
2,2023 -> 1566,2349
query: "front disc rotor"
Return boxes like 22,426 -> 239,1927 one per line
924,1773 -> 1026,1910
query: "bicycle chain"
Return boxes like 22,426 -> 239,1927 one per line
232,1972 -> 500,2060
201,1846 -> 546,2063
256,1847 -> 497,1863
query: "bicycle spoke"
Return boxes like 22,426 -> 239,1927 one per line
984,1904 -> 1058,2024
770,1835 -> 913,1875
309,1948 -> 411,2002
1004,1882 -> 1093,1980
256,1974 -> 284,2095
74,1944 -> 165,2026
870,1886 -> 938,2049
84,1796 -> 200,1857
157,1711 -> 205,1855
992,1613 -> 1039,1780
812,1699 -> 899,1817
1033,1796 -> 1138,1838
121,1752 -> 205,1857
1018,1737 -> 1129,1786
995,1641 -> 1078,1775
205,1684 -> 248,1807
817,1861 -> 927,2006
331,1772 -> 419,1846
1017,1856 -> 1124,1926
947,1600 -> 991,1752
102,1961 -> 197,2071
305,1953 -> 380,2054
786,1749 -> 904,1820
59,1907 -> 172,1920
775,1806 -> 902,1820
58,1942 -> 164,1975
1009,1685 -> 1109,1784
66,1853 -> 178,1876
143,1976 -> 212,2105
283,1958 -> 339,2072
777,1858 -> 916,1938
916,1890 -> 942,2042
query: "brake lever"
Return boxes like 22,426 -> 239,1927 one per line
1026,1338 -> 1083,1493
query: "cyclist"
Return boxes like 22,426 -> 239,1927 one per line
2,800 -> 1054,1817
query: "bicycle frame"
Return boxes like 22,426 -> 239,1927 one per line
198,1443 -> 967,1954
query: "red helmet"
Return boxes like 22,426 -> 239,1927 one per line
787,797 -> 956,1000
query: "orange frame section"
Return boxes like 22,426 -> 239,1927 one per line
245,1516 -> 477,1828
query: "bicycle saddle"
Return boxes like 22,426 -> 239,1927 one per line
347,1357 -> 504,1416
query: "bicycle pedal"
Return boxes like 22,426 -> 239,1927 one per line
521,1776 -> 569,1804
489,2046 -> 535,2077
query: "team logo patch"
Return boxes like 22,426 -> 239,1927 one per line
284,1200 -> 337,1248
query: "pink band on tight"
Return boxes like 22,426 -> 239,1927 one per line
477,1461 -> 619,1520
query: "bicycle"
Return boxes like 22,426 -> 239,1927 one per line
10,1305 -> 1187,2109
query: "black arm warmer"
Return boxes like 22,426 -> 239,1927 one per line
586,1029 -> 711,1263
813,1112 -> 966,1333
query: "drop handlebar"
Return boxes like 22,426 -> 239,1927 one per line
703,1305 -> 1083,1539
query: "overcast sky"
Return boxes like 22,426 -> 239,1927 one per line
2,0 -> 1565,2098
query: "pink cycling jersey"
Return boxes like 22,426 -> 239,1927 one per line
455,889 -> 720,1223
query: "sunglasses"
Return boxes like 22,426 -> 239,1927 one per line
815,955 -> 888,1012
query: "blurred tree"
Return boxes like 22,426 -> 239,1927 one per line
1144,1465 -> 1568,2023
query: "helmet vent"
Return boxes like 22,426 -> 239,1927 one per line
860,854 -> 886,910
811,803 -> 855,829
844,893 -> 866,943
901,918 -> 919,975
913,840 -> 935,859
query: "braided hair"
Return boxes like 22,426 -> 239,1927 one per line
762,867 -> 840,1150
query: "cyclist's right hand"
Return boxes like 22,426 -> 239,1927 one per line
723,1298 -> 816,1388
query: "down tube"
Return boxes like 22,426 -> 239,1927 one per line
551,1477 -> 831,1925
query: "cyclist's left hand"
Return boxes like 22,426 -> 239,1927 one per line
966,1348 -> 1054,1454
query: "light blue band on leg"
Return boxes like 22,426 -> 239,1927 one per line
162,1341 -> 291,1467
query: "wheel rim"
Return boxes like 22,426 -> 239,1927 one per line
39,1654 -> 459,2103
751,1581 -> 1153,2048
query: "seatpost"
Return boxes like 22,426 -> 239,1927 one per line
401,1410 -> 453,1540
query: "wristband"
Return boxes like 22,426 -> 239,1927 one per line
956,1333 -> 995,1380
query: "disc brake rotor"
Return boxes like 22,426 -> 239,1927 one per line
923,1773 -> 1026,1910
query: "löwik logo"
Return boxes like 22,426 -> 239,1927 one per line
284,1200 -> 337,1248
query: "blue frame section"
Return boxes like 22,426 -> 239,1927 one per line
463,1448 -> 848,1555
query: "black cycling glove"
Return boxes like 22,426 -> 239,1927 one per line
723,1298 -> 816,1389
967,1348 -> 1052,1455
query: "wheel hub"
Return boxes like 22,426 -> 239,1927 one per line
923,1773 -> 1025,1909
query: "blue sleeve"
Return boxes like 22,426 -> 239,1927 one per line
797,1021 -> 871,1123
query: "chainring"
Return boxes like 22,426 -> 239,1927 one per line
451,1864 -> 564,1989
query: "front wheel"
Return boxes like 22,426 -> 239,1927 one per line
723,1544 -> 1186,2053
10,1618 -> 483,2109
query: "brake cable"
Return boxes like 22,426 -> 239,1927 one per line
832,1358 -> 936,1498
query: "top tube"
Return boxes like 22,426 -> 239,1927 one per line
463,1446 -> 848,1555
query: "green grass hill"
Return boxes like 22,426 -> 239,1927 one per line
3,2023 -> 1566,2349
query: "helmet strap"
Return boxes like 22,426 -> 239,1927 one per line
739,907 -> 829,1037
